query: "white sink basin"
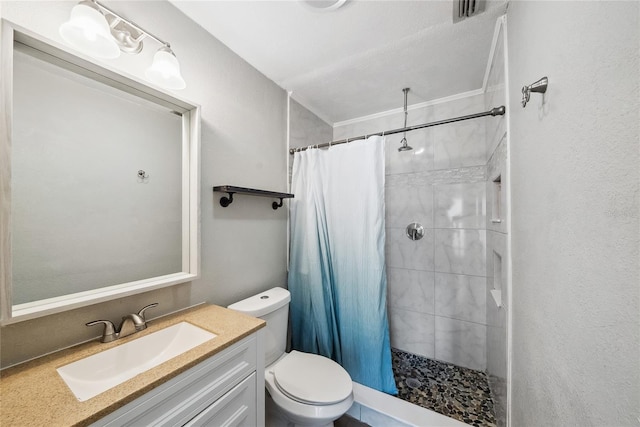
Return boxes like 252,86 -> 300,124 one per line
57,322 -> 216,401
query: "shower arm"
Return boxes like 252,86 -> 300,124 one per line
402,88 -> 409,140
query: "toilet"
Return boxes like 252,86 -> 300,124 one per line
228,287 -> 353,427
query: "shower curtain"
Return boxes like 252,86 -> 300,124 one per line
288,137 -> 397,395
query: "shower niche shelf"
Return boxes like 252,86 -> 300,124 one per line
213,185 -> 294,210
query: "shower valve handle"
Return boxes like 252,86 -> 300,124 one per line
405,223 -> 424,241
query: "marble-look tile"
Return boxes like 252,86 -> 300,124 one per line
486,137 -> 508,234
435,229 -> 486,276
420,94 -> 487,122
333,113 -> 398,142
484,25 -> 506,160
387,128 -> 435,175
388,308 -> 435,359
435,273 -> 486,324
360,406 -> 412,427
486,115 -> 506,161
386,228 -> 435,271
385,182 -> 433,229
486,323 -> 507,379
435,316 -> 486,371
486,319 -> 507,427
434,182 -> 486,229
386,167 -> 486,188
387,268 -> 435,314
485,277 -> 507,328
433,119 -> 486,170
486,230 -> 507,309
488,374 -> 507,427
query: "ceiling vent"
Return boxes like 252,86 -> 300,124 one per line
453,0 -> 485,23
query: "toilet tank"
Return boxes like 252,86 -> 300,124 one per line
227,287 -> 290,366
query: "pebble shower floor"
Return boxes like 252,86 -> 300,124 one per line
391,348 -> 497,427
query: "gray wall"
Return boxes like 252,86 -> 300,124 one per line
1,1 -> 288,367
288,99 -> 333,182
508,2 -> 639,425
289,99 -> 333,152
334,93 -> 490,372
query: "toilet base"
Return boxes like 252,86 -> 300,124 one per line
266,391 -> 334,427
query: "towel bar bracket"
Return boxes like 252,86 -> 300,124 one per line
219,192 -> 234,207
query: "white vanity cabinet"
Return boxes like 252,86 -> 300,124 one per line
92,332 -> 264,427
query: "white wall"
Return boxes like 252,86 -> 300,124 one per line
507,2 -> 639,425
1,1 -> 288,366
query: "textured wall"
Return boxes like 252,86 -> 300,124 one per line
508,2 -> 639,425
334,94 -> 490,371
1,1 -> 288,366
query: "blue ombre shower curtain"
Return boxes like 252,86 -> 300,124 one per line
288,136 -> 397,395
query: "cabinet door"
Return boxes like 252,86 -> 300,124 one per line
185,373 -> 256,427
93,335 -> 257,427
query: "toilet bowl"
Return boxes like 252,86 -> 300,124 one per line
265,351 -> 354,426
228,287 -> 354,427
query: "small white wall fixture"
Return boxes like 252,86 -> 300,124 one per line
0,21 -> 201,324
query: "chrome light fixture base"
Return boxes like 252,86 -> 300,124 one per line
106,14 -> 145,54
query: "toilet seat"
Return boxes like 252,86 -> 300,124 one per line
272,351 -> 352,405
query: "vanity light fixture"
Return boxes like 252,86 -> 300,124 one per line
145,47 -> 186,90
59,1 -> 120,59
59,0 -> 186,90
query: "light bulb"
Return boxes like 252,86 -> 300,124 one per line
145,47 -> 186,90
59,2 -> 120,59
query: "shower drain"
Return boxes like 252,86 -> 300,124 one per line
405,378 -> 423,389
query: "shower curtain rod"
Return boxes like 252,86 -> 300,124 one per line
289,105 -> 506,155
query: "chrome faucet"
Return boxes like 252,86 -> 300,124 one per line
86,303 -> 158,343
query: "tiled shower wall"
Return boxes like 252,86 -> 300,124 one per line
484,19 -> 508,427
334,93 -> 489,372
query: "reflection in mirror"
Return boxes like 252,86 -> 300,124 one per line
12,43 -> 182,304
1,26 -> 200,324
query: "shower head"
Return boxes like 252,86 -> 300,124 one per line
398,137 -> 413,152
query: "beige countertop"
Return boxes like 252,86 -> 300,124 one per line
0,304 -> 265,427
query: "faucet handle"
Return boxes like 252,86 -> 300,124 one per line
86,320 -> 117,343
137,303 -> 159,322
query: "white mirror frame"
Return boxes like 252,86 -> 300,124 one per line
0,21 -> 201,325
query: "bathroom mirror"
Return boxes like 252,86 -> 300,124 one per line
0,23 -> 200,324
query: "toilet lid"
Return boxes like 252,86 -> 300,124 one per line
272,351 -> 352,405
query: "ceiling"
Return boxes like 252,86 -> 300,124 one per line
170,0 -> 507,124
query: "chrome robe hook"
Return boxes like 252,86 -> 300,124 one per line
521,76 -> 548,108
